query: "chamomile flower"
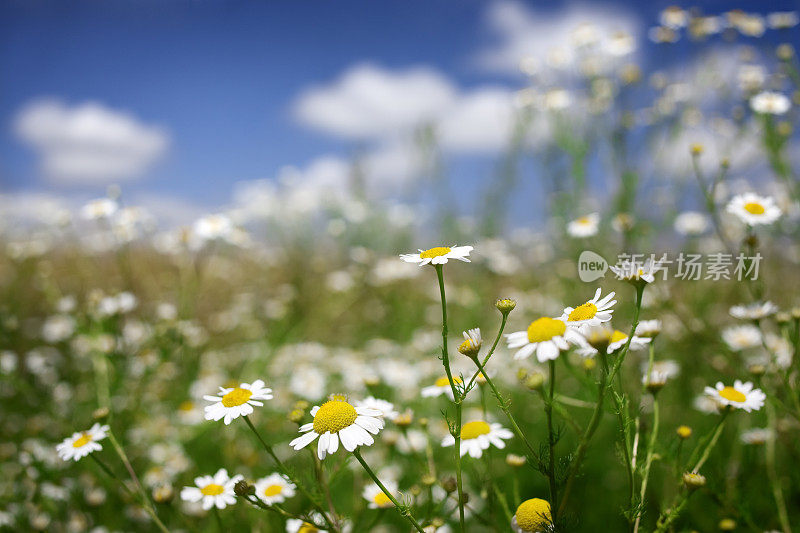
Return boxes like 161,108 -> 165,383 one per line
355,397 -> 399,421
289,395 -> 384,460
729,301 -> 779,320
458,328 -> 482,358
722,325 -> 762,351
610,258 -> 660,284
750,91 -> 791,115
286,516 -> 327,533
578,329 -> 650,357
704,380 -> 765,412
511,498 -> 552,533
442,420 -> 513,458
505,317 -> 584,362
203,379 -> 273,425
421,376 -> 463,400
566,213 -> 599,237
400,245 -> 473,266
180,468 -> 242,510
560,288 -> 616,331
254,473 -> 296,505
362,480 -> 398,509
56,423 -> 109,462
726,193 -> 781,226
635,319 -> 662,338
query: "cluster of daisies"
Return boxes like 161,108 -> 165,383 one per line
53,244 -> 772,533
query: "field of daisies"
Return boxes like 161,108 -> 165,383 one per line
3,6 -> 800,533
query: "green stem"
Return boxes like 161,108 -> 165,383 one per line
692,415 -> 727,473
433,264 -> 465,533
632,394 -> 659,533
352,450 -> 426,533
765,399 -> 792,533
242,416 -> 337,531
545,360 -> 558,512
463,313 -> 508,394
212,507 -> 223,532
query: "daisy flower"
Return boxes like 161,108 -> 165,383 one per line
610,257 -> 661,284
505,317 -> 584,362
726,193 -> 781,226
578,329 -> 650,357
560,288 -> 616,331
180,468 -> 242,510
421,376 -> 462,400
80,198 -> 118,220
203,379 -> 273,425
704,380 -> 766,412
56,423 -> 109,462
362,480 -> 398,509
511,498 -> 552,533
254,473 -> 296,505
750,91 -> 791,115
634,319 -> 662,338
400,245 -> 473,266
442,420 -> 513,458
566,213 -> 599,237
729,301 -> 778,320
355,397 -> 399,421
289,395 -> 384,460
721,325 -> 762,351
286,514 -> 328,533
458,328 -> 482,358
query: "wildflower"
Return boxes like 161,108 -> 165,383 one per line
730,301 -> 779,320
674,211 -> 709,236
740,428 -> 774,445
421,376 -> 462,400
704,380 -> 766,412
289,395 -> 384,459
506,454 -> 527,467
457,328 -> 482,359
722,325 -> 762,351
719,518 -> 736,531
286,515 -> 328,533
41,315 -> 76,343
767,11 -> 799,29
56,423 -> 109,462
203,379 -> 273,425
579,328 -> 649,357
566,213 -> 599,237
660,6 -> 688,28
610,258 -> 660,284
400,245 -> 473,266
355,397 -> 399,421
634,319 -> 662,338
254,473 -> 296,505
726,193 -> 781,226
643,370 -> 668,393
676,425 -> 692,439
442,420 -> 513,458
495,298 -> 517,314
560,288 -> 616,330
80,198 -> 118,220
506,317 -> 583,362
511,498 -> 552,533
750,91 -> 791,115
682,472 -> 706,489
180,468 -> 242,510
362,480 -> 398,509
193,214 -> 234,242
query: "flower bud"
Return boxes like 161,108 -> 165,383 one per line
152,484 -> 174,504
718,518 -> 736,530
676,425 -> 692,439
682,472 -> 706,489
524,372 -> 544,391
234,480 -> 255,497
505,454 -> 527,467
495,298 -> 517,315
92,407 -> 110,422
441,477 -> 457,493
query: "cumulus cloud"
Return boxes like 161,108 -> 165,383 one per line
14,99 -> 169,185
475,1 -> 640,75
294,64 -> 457,140
293,63 -> 518,153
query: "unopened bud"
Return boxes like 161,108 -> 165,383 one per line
234,480 -> 254,497
288,409 -> 304,424
748,364 -> 766,377
495,298 -> 517,315
682,472 -> 706,489
93,407 -> 110,421
441,477 -> 457,493
524,372 -> 544,391
676,425 -> 692,439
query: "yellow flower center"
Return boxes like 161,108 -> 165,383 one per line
719,386 -> 746,403
221,387 -> 252,407
313,400 -> 358,434
419,246 -> 451,259
577,216 -> 591,224
610,330 -> 628,344
373,492 -> 393,506
460,421 -> 491,440
179,400 -> 194,412
200,484 -> 224,496
568,302 -> 598,321
435,376 -> 462,388
297,524 -> 319,533
744,202 -> 765,215
526,317 -> 566,343
263,484 -> 283,497
72,433 -> 91,448
514,498 -> 552,532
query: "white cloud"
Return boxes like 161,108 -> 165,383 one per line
14,99 -> 169,185
438,88 -> 516,153
475,1 -> 640,75
294,64 -> 457,140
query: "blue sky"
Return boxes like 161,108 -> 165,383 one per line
1,0 -> 798,225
